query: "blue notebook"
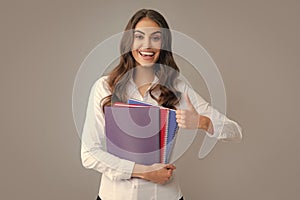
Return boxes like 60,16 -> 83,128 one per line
128,99 -> 178,163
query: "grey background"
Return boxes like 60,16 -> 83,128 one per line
1,0 -> 299,199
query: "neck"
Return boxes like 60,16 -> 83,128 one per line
133,65 -> 155,87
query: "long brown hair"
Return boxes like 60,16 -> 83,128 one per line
101,9 -> 181,111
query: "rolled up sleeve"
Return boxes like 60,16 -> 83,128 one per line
186,84 -> 242,142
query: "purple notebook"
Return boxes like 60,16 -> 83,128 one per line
105,106 -> 160,165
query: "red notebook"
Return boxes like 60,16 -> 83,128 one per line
159,108 -> 169,163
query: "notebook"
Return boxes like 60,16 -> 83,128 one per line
127,99 -> 178,163
105,106 -> 160,165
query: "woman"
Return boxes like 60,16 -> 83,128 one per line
81,9 -> 242,200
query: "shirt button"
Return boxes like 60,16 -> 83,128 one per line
133,185 -> 137,189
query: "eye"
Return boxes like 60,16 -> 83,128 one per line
134,34 -> 144,40
151,35 -> 161,42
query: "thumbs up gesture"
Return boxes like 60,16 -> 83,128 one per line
175,93 -> 200,129
176,93 -> 214,133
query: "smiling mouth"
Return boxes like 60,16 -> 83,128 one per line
139,50 -> 155,57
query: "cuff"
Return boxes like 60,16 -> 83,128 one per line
116,159 -> 135,180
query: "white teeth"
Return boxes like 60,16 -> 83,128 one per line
140,51 -> 154,56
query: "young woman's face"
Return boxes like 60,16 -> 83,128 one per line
131,17 -> 162,67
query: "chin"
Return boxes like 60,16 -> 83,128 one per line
138,62 -> 156,67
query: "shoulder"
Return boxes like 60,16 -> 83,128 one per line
94,75 -> 109,90
174,78 -> 209,108
91,75 -> 111,97
174,78 -> 190,93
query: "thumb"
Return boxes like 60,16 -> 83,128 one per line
165,164 -> 176,170
184,93 -> 195,111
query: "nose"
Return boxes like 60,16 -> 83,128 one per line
141,36 -> 152,48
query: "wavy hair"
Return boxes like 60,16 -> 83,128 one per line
101,9 -> 181,111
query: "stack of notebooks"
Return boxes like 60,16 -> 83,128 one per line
104,99 -> 178,165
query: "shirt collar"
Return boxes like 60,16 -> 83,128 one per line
129,75 -> 159,88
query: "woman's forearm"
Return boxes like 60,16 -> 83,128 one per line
132,163 -> 176,184
132,163 -> 147,178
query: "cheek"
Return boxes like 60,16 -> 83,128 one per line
155,51 -> 160,60
132,40 -> 141,51
131,42 -> 139,59
152,41 -> 161,50
131,50 -> 139,60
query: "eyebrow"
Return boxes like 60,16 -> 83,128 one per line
134,30 -> 162,35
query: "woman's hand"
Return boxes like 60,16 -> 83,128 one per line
176,94 -> 200,129
176,94 -> 214,134
132,163 -> 176,184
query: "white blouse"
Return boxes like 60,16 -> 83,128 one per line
81,75 -> 242,200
